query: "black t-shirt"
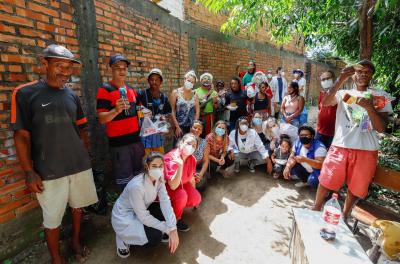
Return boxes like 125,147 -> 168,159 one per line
137,88 -> 172,117
225,90 -> 247,122
10,80 -> 91,180
254,93 -> 269,111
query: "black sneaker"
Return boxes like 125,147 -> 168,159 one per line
161,233 -> 169,243
117,247 -> 130,258
248,160 -> 255,173
177,220 -> 190,232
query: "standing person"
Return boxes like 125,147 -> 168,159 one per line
138,68 -> 172,154
206,121 -> 234,178
191,120 -> 210,191
281,82 -> 305,127
215,80 -> 228,122
195,73 -> 218,136
271,67 -> 288,119
228,117 -> 270,174
97,54 -> 145,189
253,81 -> 272,118
241,60 -> 257,87
313,60 -> 393,220
170,70 -> 200,138
266,69 -> 274,86
11,44 -> 98,264
225,76 -> 247,131
111,153 -> 179,258
316,71 -> 337,148
292,69 -> 307,97
163,133 -> 202,232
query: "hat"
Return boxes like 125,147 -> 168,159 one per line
42,44 -> 81,64
200,72 -> 213,82
216,80 -> 224,85
293,69 -> 304,76
148,68 -> 163,81
246,86 -> 256,98
109,54 -> 131,67
354,59 -> 375,74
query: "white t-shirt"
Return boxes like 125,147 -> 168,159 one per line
332,89 -> 393,151
293,78 -> 307,97
293,144 -> 327,173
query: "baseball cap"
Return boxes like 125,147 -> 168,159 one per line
109,54 -> 131,67
354,59 -> 375,74
42,44 -> 81,64
293,69 -> 304,76
148,68 -> 163,81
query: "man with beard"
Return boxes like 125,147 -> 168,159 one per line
11,44 -> 98,263
97,54 -> 144,189
312,60 -> 393,220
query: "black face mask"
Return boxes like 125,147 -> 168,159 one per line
299,136 -> 312,145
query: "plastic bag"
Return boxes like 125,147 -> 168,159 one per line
140,116 -> 158,137
279,123 -> 299,143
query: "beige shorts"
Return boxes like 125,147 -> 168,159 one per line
36,169 -> 98,229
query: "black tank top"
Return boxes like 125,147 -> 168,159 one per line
254,93 -> 269,111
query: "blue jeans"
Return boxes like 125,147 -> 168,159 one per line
282,115 -> 300,127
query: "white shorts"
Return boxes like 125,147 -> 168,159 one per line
36,169 -> 98,229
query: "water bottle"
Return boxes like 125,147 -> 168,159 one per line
119,87 -> 130,115
320,193 -> 341,240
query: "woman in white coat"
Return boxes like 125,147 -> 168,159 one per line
228,117 -> 270,174
111,152 -> 179,258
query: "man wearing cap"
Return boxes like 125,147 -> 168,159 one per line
271,67 -> 288,119
11,44 -> 98,263
97,54 -> 144,189
138,68 -> 172,154
312,60 -> 393,220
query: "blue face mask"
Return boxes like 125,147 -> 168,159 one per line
252,118 -> 262,126
215,127 -> 225,136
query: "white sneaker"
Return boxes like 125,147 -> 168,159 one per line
117,246 -> 130,258
294,182 -> 309,188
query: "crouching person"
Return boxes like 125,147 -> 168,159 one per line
283,126 -> 326,188
111,153 -> 179,258
228,117 -> 270,174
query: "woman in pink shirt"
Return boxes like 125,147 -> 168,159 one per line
281,81 -> 304,127
163,133 -> 201,232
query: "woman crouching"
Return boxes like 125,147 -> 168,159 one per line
111,152 -> 179,258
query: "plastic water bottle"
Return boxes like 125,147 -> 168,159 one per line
320,193 -> 341,240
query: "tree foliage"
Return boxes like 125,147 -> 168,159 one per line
198,0 -> 400,109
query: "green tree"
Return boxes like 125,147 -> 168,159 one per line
198,0 -> 400,108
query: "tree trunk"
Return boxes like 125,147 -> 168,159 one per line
359,0 -> 374,60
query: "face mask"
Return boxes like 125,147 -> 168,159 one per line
280,71 -> 285,77
299,136 -> 312,145
239,124 -> 248,132
252,118 -> 262,126
294,73 -> 300,78
267,74 -> 273,79
181,144 -> 195,156
321,79 -> 333,90
148,168 -> 163,180
215,127 -> 225,136
184,80 -> 193,90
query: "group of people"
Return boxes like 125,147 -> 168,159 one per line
10,44 -> 393,263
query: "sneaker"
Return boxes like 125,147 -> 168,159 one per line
294,182 -> 309,188
117,247 -> 130,258
248,160 -> 255,173
161,233 -> 169,243
177,220 -> 190,232
234,162 -> 240,173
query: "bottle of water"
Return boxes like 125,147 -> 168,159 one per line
320,193 -> 341,240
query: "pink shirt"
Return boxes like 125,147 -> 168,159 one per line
163,149 -> 196,185
283,95 -> 300,114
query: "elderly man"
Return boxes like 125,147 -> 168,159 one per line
312,60 -> 393,220
11,44 -> 98,263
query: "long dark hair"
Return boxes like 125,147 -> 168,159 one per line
289,81 -> 300,96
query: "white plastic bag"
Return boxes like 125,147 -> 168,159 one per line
140,116 -> 158,137
279,123 -> 299,143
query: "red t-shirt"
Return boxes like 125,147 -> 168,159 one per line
163,149 -> 196,186
317,91 -> 337,137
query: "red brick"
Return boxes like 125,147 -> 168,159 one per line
8,65 -> 23,73
61,12 -> 72,21
0,180 -> 26,194
1,54 -> 35,64
0,194 -> 12,205
2,0 -> 25,7
0,13 -> 33,27
0,3 -> 13,13
0,33 -> 36,46
55,35 -> 78,45
37,21 -> 57,32
0,211 -> 15,223
16,8 -> 50,23
4,73 -> 27,82
27,2 -> 59,18
50,1 -> 60,8
19,27 -> 52,39
0,168 -> 13,178
15,200 -> 39,215
0,196 -> 31,215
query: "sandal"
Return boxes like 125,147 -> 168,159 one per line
72,245 -> 90,263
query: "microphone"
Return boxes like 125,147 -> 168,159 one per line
119,87 -> 130,115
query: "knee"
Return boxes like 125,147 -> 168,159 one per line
172,190 -> 188,209
145,228 -> 162,247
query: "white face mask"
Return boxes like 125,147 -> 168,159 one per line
148,168 -> 163,180
184,80 -> 194,90
267,74 -> 273,79
321,79 -> 334,90
239,124 -> 248,132
181,144 -> 195,156
280,71 -> 285,77
294,73 -> 300,78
